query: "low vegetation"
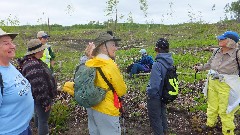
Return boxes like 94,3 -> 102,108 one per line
2,20 -> 240,134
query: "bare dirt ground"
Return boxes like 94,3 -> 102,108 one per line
61,104 -> 239,135
30,41 -> 240,135
30,90 -> 240,135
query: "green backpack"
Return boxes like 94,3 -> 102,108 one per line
74,65 -> 107,108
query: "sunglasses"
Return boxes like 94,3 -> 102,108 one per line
41,37 -> 49,39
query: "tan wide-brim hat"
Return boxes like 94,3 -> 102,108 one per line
25,39 -> 50,56
0,28 -> 18,39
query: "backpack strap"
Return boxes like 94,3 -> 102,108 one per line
74,65 -> 81,79
159,61 -> 168,70
97,67 -> 114,91
213,48 -> 221,57
158,60 -> 173,71
0,73 -> 3,96
156,61 -> 169,90
97,67 -> 124,113
236,49 -> 240,77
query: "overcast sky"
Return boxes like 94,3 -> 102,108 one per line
0,0 -> 236,26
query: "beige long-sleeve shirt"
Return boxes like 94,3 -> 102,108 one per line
199,48 -> 240,75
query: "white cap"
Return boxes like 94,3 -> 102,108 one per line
139,49 -> 147,54
37,31 -> 50,38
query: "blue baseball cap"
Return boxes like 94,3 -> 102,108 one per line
139,49 -> 147,54
217,31 -> 239,43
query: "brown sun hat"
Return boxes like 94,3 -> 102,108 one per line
94,32 -> 121,47
25,39 -> 50,56
0,28 -> 18,39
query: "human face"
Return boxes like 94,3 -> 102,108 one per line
0,36 -> 16,62
40,37 -> 48,45
34,49 -> 45,59
105,41 -> 118,58
218,38 -> 228,47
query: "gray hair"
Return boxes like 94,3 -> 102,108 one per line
226,38 -> 238,48
92,44 -> 102,56
92,41 -> 113,56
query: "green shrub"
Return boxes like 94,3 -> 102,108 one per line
49,100 -> 73,134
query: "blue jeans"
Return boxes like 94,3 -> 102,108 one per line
19,125 -> 32,135
130,63 -> 145,77
34,103 -> 51,135
147,96 -> 168,135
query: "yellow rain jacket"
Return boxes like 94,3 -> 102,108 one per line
86,56 -> 127,116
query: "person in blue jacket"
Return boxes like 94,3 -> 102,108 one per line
0,28 -> 34,135
146,38 -> 173,135
129,49 -> 154,78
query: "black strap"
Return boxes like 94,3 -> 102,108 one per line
96,67 -> 123,108
97,67 -> 114,91
158,61 -> 168,70
213,48 -> 221,57
236,49 -> 240,77
97,67 -> 126,132
0,73 -> 3,96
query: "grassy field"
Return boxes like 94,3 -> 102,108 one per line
2,20 -> 240,134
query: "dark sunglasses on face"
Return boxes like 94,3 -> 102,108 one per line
41,37 -> 49,40
41,35 -> 49,39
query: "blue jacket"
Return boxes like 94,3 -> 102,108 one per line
138,54 -> 154,70
146,53 -> 173,99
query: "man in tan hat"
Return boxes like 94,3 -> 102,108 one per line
37,31 -> 55,71
0,28 -> 34,134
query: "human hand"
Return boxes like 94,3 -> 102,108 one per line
193,64 -> 201,72
85,42 -> 95,58
50,60 -> 55,67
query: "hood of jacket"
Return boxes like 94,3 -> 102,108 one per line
85,57 -> 114,68
155,53 -> 173,68
146,52 -> 173,98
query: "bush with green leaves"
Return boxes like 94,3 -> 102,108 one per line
49,100 -> 74,134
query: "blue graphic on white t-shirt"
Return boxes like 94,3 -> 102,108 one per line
15,74 -> 31,96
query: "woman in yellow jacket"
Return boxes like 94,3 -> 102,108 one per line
86,32 -> 127,135
64,32 -> 127,135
